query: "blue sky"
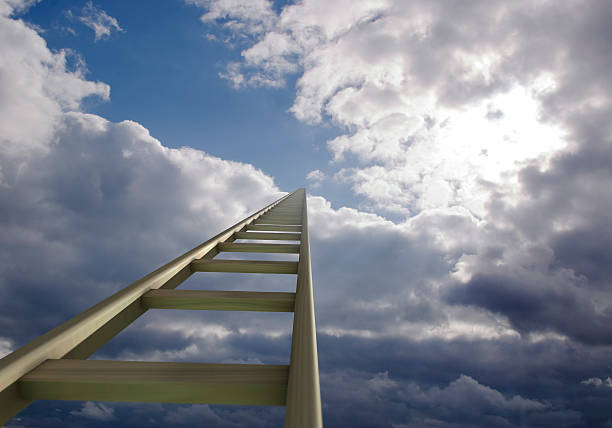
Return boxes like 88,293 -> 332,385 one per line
21,0 -> 347,202
2,1 -> 612,427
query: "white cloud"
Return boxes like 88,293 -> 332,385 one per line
78,1 -> 123,41
306,169 -> 325,187
188,0 -> 276,37
190,0 -> 612,351
0,5 -> 283,347
401,374 -> 548,413
306,169 -> 324,181
0,7 -> 108,174
0,337 -> 13,358
324,370 -> 552,426
581,377 -> 612,388
0,0 -> 37,16
191,0 -> 590,219
70,401 -> 116,421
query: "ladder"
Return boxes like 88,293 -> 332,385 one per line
0,188 -> 322,427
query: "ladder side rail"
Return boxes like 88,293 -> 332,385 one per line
285,189 -> 323,428
0,190 -> 296,425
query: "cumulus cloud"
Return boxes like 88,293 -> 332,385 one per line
193,0 -> 612,346
192,0 -> 609,219
0,0 -> 282,346
187,2 -> 612,424
0,107 -> 284,341
192,1 -> 579,229
77,1 -> 123,41
0,6 -> 291,424
0,4 -> 108,171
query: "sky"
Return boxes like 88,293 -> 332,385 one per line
1,0 -> 612,427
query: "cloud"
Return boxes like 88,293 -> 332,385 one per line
441,108 -> 612,344
322,369 -> 562,428
0,5 -> 108,171
191,0 -> 610,218
193,0 -> 612,345
70,402 -> 116,421
581,377 -> 612,388
306,169 -> 325,188
0,0 -> 282,348
0,336 -> 12,358
0,7 -> 292,425
185,2 -> 612,425
187,0 -> 276,39
77,1 -> 123,41
0,109 -> 283,342
191,0 -> 575,222
162,404 -> 285,427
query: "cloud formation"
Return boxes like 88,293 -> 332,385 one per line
2,0 -> 612,427
0,0 -> 281,345
70,402 -> 116,421
77,1 -> 123,41
188,0 -> 612,426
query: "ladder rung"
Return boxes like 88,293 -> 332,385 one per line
248,224 -> 302,232
142,290 -> 295,311
262,213 -> 301,217
262,217 -> 301,221
191,259 -> 298,274
256,219 -> 302,225
218,242 -> 300,253
260,218 -> 302,224
20,359 -> 289,406
235,231 -> 301,241
265,208 -> 301,212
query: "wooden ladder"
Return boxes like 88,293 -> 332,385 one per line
0,188 -> 322,428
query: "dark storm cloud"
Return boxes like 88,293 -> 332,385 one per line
446,91 -> 612,347
14,333 -> 612,428
552,228 -> 612,288
445,274 -> 612,345
316,334 -> 612,427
